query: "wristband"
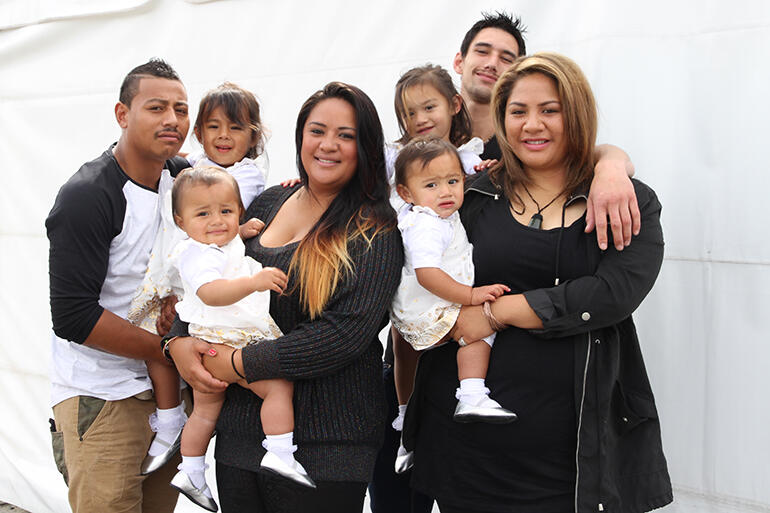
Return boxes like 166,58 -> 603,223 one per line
482,301 -> 507,332
231,349 -> 246,380
161,336 -> 178,361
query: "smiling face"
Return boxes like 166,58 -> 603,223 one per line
174,181 -> 241,247
396,152 -> 465,218
504,72 -> 567,175
194,105 -> 255,167
454,27 -> 520,105
300,98 -> 358,196
116,77 -> 189,163
402,83 -> 461,142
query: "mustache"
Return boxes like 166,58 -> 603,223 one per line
155,129 -> 182,138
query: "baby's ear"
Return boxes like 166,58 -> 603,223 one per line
396,184 -> 413,204
173,215 -> 184,231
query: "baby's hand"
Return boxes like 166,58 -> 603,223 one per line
470,284 -> 510,305
474,159 -> 498,172
240,218 -> 265,240
281,177 -> 302,188
253,267 -> 288,294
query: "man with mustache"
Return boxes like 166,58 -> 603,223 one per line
46,59 -> 191,513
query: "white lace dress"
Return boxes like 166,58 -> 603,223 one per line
173,237 -> 282,348
126,154 -> 267,333
390,206 -> 474,350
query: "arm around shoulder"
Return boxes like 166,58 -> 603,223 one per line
524,179 -> 663,338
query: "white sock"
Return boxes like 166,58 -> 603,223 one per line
457,378 -> 490,406
262,432 -> 297,466
391,404 -> 407,431
179,456 -> 211,497
148,403 -> 186,456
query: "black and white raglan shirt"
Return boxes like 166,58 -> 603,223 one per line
46,145 -> 188,406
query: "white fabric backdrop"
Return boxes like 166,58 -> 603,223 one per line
1,0 -> 768,511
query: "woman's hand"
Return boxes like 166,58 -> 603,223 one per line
168,336 -> 228,393
451,305 -> 495,344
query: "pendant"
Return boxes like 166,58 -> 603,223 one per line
528,213 -> 543,229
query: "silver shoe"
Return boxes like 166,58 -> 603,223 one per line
141,429 -> 182,475
170,470 -> 218,512
453,397 -> 518,424
260,451 -> 317,488
394,448 -> 414,474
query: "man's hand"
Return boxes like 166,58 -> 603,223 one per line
167,337 -> 228,393
239,218 -> 265,240
586,158 -> 640,251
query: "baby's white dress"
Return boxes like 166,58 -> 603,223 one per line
126,154 -> 267,333
173,236 -> 282,347
390,206 -> 475,351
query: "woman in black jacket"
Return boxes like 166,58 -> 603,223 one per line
405,52 -> 672,513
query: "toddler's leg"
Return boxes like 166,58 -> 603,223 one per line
142,360 -> 186,475
392,327 -> 420,432
454,336 -> 516,424
248,379 -> 315,488
171,388 -> 223,511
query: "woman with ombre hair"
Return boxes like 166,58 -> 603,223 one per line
166,82 -> 403,513
405,53 -> 672,513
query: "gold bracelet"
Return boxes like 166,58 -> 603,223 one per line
162,336 -> 179,361
482,301 -> 507,332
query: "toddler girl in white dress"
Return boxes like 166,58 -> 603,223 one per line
168,167 -> 315,511
390,138 -> 517,472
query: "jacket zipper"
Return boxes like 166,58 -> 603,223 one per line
574,331 -> 592,513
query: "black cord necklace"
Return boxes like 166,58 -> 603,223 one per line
521,184 -> 563,229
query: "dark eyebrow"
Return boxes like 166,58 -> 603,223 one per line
473,41 -> 518,60
508,100 -> 560,107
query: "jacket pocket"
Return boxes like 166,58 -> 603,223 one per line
612,381 -> 658,435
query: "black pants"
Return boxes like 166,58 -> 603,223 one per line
216,461 -> 367,513
367,362 -> 434,513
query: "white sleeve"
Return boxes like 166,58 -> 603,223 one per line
229,156 -> 268,208
177,243 -> 227,294
384,143 -> 400,185
457,137 -> 484,175
401,211 -> 452,269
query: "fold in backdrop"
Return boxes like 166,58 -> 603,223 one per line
1,1 -> 768,511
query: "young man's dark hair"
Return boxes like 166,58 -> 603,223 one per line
119,58 -> 181,106
459,11 -> 527,57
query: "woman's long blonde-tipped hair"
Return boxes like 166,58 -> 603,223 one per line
289,207 -> 385,319
288,82 -> 395,319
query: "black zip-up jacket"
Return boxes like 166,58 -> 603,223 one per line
459,171 -> 673,513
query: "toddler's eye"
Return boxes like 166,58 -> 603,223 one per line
448,179 -> 459,185
425,183 -> 436,188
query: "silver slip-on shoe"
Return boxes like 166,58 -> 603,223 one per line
453,396 -> 518,424
260,451 -> 317,488
394,447 -> 414,474
141,430 -> 182,475
170,470 -> 218,512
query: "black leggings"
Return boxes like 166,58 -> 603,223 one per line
216,461 -> 367,513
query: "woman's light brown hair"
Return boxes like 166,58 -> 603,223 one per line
489,52 -> 597,206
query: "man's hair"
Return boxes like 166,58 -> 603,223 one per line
460,11 -> 527,58
119,58 -> 181,107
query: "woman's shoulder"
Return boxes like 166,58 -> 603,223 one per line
245,183 -> 299,220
